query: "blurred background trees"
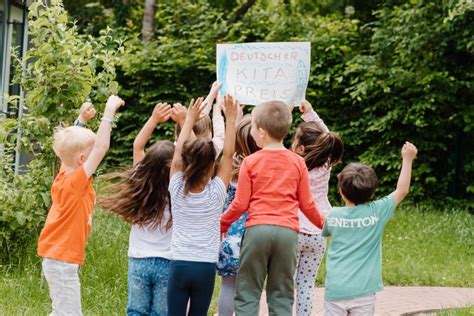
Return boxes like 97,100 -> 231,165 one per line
62,0 -> 473,199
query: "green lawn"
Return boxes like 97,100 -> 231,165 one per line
436,306 -> 474,315
0,203 -> 472,315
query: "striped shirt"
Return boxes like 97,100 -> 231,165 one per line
169,172 -> 227,263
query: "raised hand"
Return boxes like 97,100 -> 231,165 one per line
209,81 -> 222,97
401,142 -> 418,161
105,95 -> 125,113
151,103 -> 172,123
222,94 -> 238,123
186,97 -> 206,123
79,101 -> 97,123
299,100 -> 313,114
171,103 -> 187,126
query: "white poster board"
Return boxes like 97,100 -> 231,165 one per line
216,42 -> 311,106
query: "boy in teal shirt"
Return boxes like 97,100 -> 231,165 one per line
322,142 -> 417,315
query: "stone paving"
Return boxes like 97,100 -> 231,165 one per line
242,286 -> 474,315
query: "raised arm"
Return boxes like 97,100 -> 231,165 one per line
170,97 -> 205,177
133,103 -> 171,165
300,100 -> 329,133
392,142 -> 417,207
216,95 -> 238,187
212,95 -> 225,157
202,81 -> 221,116
83,95 -> 125,178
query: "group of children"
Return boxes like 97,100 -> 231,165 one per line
37,81 -> 417,316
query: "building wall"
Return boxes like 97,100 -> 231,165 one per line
0,0 -> 29,173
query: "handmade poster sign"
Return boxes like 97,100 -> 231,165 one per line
216,42 -> 311,106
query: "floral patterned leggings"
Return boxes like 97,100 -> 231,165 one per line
295,232 -> 327,316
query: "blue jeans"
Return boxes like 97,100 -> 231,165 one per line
127,257 -> 170,316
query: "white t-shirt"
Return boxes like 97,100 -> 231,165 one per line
168,172 -> 227,263
128,205 -> 172,259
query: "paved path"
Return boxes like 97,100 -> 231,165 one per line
216,287 -> 474,315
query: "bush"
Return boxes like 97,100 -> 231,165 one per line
0,0 -> 121,262
109,1 -> 473,200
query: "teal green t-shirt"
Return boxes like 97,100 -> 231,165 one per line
322,194 -> 395,301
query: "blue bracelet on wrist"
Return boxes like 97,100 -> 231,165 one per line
73,119 -> 86,127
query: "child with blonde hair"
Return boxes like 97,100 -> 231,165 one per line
99,103 -> 174,316
291,100 -> 344,316
167,95 -> 238,315
38,95 -> 125,315
221,100 -> 324,315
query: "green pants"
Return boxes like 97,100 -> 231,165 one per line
235,225 -> 298,316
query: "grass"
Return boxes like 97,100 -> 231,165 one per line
436,306 -> 474,315
0,203 -> 472,315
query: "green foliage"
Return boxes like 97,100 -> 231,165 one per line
0,0 -> 121,261
102,0 -> 473,200
0,146 -> 52,260
340,2 -> 474,198
108,0 -> 227,164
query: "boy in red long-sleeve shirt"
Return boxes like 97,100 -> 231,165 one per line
220,100 -> 324,315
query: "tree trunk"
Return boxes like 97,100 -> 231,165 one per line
230,0 -> 256,24
142,0 -> 156,43
219,0 -> 256,39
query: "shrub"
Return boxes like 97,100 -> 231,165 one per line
0,0 -> 121,262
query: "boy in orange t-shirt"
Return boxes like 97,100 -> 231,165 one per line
38,95 -> 124,315
220,101 -> 324,315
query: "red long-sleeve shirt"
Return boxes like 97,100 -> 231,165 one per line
220,149 -> 324,234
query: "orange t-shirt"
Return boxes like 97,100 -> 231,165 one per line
220,149 -> 324,234
37,165 -> 95,265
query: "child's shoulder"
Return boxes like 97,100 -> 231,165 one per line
61,165 -> 92,185
52,165 -> 93,197
367,194 -> 396,211
243,150 -> 305,175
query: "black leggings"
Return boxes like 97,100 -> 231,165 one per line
167,260 -> 216,316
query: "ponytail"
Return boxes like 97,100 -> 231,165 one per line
303,131 -> 344,170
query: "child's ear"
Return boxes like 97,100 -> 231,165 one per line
78,153 -> 86,165
339,187 -> 345,199
295,144 -> 305,154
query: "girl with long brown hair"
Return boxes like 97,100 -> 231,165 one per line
99,103 -> 174,316
291,100 -> 344,316
167,95 -> 238,316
